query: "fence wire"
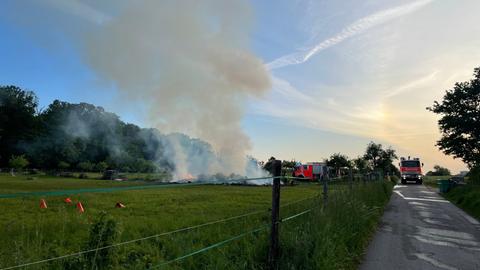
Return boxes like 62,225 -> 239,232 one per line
0,191 -> 322,270
0,168 -> 385,269
0,176 -> 277,199
152,206 -> 316,268
0,207 -> 269,270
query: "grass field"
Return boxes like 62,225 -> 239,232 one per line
423,175 -> 451,188
0,173 -> 146,194
0,173 -> 393,269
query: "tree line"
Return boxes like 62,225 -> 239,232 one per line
0,85 -> 217,174
264,141 -> 400,177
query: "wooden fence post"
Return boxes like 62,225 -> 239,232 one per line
322,174 -> 328,207
349,167 -> 353,191
268,160 -> 282,270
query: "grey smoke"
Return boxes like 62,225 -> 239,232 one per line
83,0 -> 271,177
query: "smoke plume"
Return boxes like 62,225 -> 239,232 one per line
82,1 -> 271,177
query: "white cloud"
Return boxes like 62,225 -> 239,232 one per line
266,0 -> 435,70
44,0 -> 111,24
252,0 -> 480,172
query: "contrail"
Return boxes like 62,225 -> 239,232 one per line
267,0 -> 435,70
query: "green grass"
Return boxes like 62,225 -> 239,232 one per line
444,185 -> 480,221
0,174 -> 393,269
278,181 -> 394,269
423,175 -> 480,222
423,175 -> 451,188
0,173 -> 145,194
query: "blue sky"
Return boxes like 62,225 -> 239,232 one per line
1,0 -> 480,173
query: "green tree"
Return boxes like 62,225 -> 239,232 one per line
327,153 -> 351,176
378,147 -> 398,174
281,160 -> 297,176
58,161 -> 70,171
426,165 -> 451,176
364,142 -> 383,169
427,67 -> 480,169
0,86 -> 227,175
77,161 -> 94,172
0,86 -> 39,167
95,161 -> 108,172
9,155 -> 29,174
363,142 -> 398,174
353,157 -> 369,173
263,156 -> 277,174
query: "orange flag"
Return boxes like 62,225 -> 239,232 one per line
76,202 -> 85,213
40,199 -> 47,209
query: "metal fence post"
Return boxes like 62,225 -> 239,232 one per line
268,160 -> 282,270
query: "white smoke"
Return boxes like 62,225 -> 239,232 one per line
82,0 -> 271,178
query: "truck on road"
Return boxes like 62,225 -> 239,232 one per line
399,157 -> 423,184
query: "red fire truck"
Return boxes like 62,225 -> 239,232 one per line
293,162 -> 328,181
399,157 -> 424,184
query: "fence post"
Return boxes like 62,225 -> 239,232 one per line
268,160 -> 282,270
349,167 -> 353,190
322,174 -> 328,207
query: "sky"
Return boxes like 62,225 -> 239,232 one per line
1,0 -> 480,173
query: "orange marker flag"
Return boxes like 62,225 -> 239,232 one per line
76,202 -> 85,213
40,199 -> 47,209
64,197 -> 72,204
115,202 -> 126,208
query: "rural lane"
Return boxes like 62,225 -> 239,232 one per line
359,184 -> 480,270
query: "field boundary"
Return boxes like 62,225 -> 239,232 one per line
0,161 -> 387,269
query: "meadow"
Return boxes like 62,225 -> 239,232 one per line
422,175 -> 451,188
0,173 -> 393,269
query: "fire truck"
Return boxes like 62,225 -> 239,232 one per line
293,162 -> 328,181
399,157 -> 424,184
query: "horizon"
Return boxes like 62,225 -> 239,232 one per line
2,0 -> 480,174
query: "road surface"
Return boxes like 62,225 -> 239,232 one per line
360,184 -> 480,270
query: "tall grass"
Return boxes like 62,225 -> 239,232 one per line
277,181 -> 393,270
444,185 -> 480,221
0,175 -> 393,269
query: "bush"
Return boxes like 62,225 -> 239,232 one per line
77,161 -> 94,172
78,173 -> 89,179
63,212 -> 119,270
95,161 -> 108,172
445,185 -> 480,219
468,167 -> 480,185
58,172 -> 74,178
9,155 -> 29,172
58,161 -> 70,171
27,169 -> 39,175
84,212 -> 118,269
390,175 -> 399,184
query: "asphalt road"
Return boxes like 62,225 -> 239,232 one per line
360,183 -> 480,270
